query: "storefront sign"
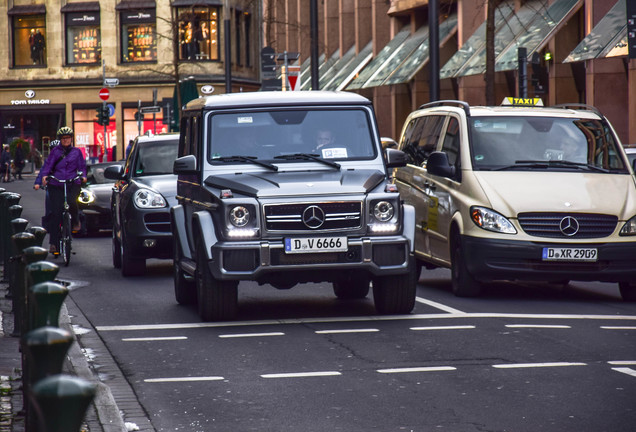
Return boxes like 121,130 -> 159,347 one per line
10,89 -> 50,105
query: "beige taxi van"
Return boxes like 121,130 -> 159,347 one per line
393,98 -> 636,301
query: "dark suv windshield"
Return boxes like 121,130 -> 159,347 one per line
134,139 -> 179,176
207,108 -> 376,162
469,116 -> 628,173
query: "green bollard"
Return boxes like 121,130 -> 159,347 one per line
27,226 -> 48,247
9,232 -> 37,337
21,327 -> 74,387
8,203 -> 23,219
22,247 -> 51,333
26,260 -> 60,287
0,193 -> 21,280
31,375 -> 96,432
11,217 -> 29,235
29,281 -> 69,330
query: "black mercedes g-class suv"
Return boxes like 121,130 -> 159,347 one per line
172,91 -> 416,321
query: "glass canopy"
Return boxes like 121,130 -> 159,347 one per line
322,41 -> 373,91
301,50 -> 339,90
320,45 -> 357,90
564,0 -> 627,63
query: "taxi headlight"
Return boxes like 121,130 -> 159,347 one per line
373,201 -> 395,222
133,189 -> 167,208
78,189 -> 95,204
229,205 -> 250,227
470,206 -> 517,234
619,216 -> 636,236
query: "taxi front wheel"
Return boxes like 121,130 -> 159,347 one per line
618,282 -> 636,302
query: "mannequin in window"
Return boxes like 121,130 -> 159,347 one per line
33,30 -> 45,64
29,29 -> 38,64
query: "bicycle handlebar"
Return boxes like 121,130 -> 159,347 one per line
46,171 -> 84,184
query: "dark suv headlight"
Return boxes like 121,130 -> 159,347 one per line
134,188 -> 167,209
369,199 -> 399,233
226,204 -> 258,238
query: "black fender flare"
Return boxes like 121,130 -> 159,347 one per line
192,210 -> 218,261
171,205 -> 191,260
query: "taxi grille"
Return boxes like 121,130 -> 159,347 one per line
264,202 -> 362,232
517,213 -> 617,239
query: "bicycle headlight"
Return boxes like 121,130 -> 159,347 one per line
78,189 -> 95,204
133,189 -> 167,208
470,206 -> 517,234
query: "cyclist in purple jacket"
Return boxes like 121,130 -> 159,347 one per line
35,127 -> 87,253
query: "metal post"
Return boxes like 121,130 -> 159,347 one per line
102,60 -> 108,163
518,47 -> 528,98
224,0 -> 232,93
310,0 -> 319,90
429,0 -> 440,102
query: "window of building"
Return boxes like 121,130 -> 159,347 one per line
235,9 -> 241,65
176,6 -> 219,61
123,107 -> 167,145
120,8 -> 157,63
65,11 -> 101,65
244,12 -> 251,67
73,106 -> 116,163
10,10 -> 47,67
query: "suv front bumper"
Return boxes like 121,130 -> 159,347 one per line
463,236 -> 636,283
209,235 -> 412,281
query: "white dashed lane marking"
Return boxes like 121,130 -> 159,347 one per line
377,366 -> 456,374
261,371 -> 342,379
600,326 -> 636,330
315,328 -> 379,334
218,332 -> 285,338
492,362 -> 587,369
122,336 -> 187,342
611,368 -> 636,378
505,324 -> 571,329
410,325 -> 475,331
144,376 -> 225,383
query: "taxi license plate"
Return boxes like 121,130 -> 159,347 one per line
284,237 -> 347,254
542,247 -> 598,262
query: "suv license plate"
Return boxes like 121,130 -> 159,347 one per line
284,237 -> 347,254
542,247 -> 598,262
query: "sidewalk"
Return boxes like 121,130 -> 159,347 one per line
0,175 -> 149,432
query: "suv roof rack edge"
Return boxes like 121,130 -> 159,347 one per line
418,100 -> 471,117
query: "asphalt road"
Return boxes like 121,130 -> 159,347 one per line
8,176 -> 636,432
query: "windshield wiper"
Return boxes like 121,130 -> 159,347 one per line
274,153 -> 341,169
493,160 -> 609,173
216,156 -> 278,171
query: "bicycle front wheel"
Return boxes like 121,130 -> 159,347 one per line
61,211 -> 72,266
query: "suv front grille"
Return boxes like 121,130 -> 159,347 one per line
517,212 -> 618,239
144,212 -> 171,232
264,201 -> 362,232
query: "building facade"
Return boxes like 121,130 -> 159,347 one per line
265,0 -> 636,144
0,0 -> 260,162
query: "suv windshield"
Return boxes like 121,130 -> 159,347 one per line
207,108 -> 376,162
469,116 -> 628,173
134,139 -> 179,176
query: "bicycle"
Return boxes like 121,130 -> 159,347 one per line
47,171 -> 83,266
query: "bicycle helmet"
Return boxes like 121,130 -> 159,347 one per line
49,139 -> 60,148
57,126 -> 74,139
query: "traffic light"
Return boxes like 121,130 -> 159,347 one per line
101,105 -> 110,126
95,107 -> 104,126
134,111 -> 143,122
531,52 -> 548,95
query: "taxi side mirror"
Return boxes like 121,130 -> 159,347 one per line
426,151 -> 456,178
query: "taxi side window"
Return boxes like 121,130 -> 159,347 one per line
401,115 -> 445,166
441,116 -> 460,167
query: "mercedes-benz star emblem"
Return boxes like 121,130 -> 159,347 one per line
302,205 -> 325,229
559,216 -> 579,236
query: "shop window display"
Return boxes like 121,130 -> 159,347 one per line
12,15 -> 46,67
121,9 -> 157,63
176,7 -> 218,61
123,107 -> 166,145
73,107 -> 116,163
65,12 -> 101,65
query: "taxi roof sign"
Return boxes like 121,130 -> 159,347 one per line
501,97 -> 544,107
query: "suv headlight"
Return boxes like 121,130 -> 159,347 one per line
226,204 -> 258,238
470,206 -> 517,234
133,189 -> 167,208
369,199 -> 399,233
78,188 -> 95,204
620,216 -> 636,236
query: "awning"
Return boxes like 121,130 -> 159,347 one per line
8,5 -> 46,15
301,49 -> 340,90
440,2 -> 514,79
564,0 -> 627,63
116,1 -> 156,10
323,42 -> 373,91
495,0 -> 582,72
170,0 -> 223,7
347,27 -> 411,90
60,2 -> 100,12
382,13 -> 457,86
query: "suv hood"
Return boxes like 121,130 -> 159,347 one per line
205,169 -> 386,197
474,172 -> 636,218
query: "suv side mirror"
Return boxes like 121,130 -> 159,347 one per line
385,148 -> 408,168
426,151 -> 456,178
174,155 -> 197,174
104,165 -> 124,180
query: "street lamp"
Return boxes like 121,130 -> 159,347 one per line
224,0 -> 231,93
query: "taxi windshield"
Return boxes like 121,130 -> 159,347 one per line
207,108 -> 376,163
469,116 -> 628,173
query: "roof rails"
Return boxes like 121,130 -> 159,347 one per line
419,100 -> 471,117
552,103 -> 603,118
